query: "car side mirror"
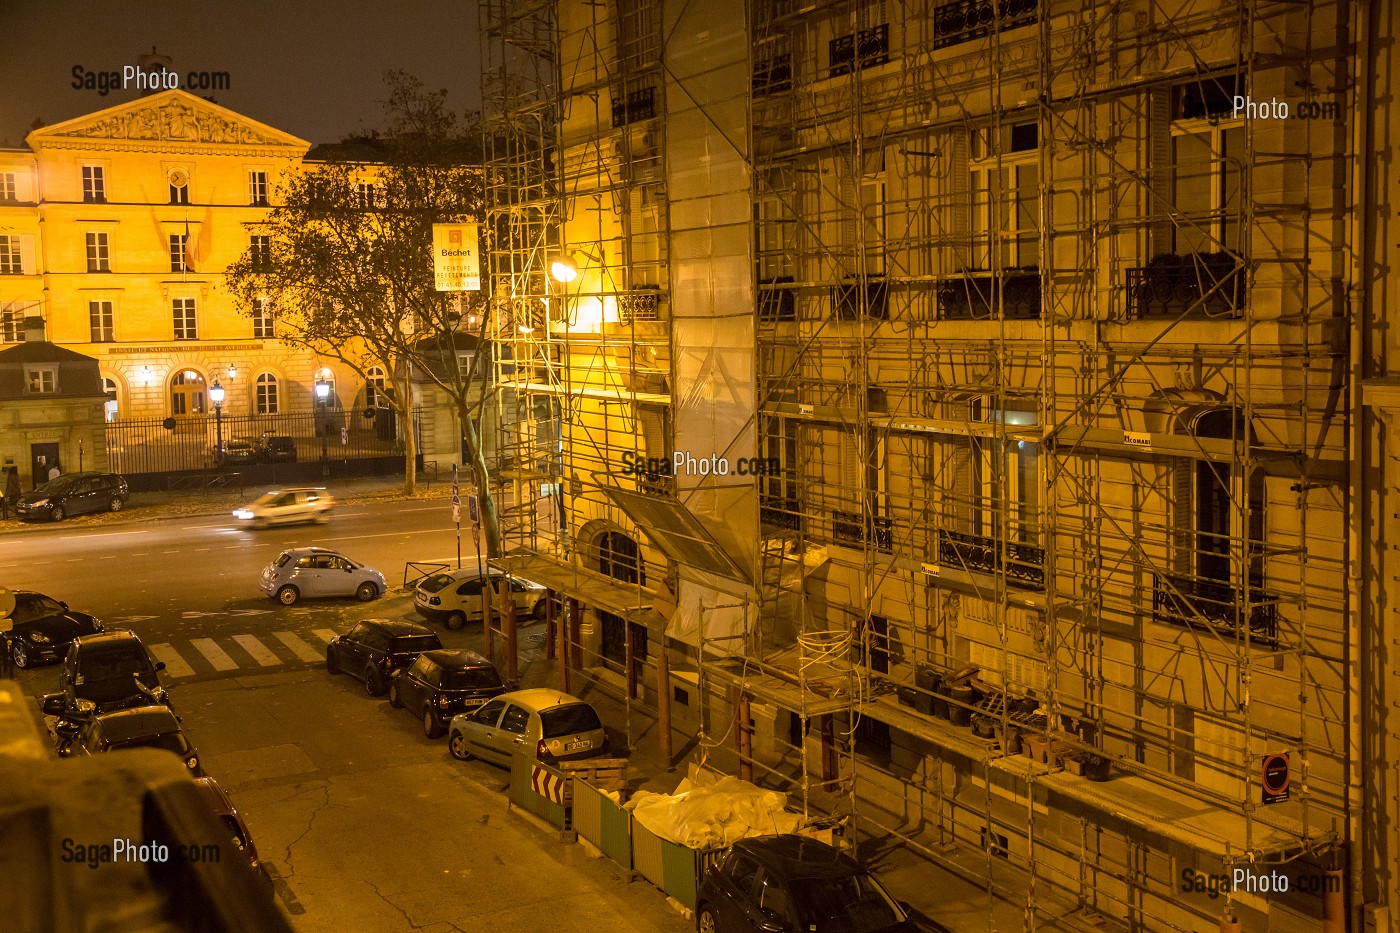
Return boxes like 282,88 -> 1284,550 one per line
756,909 -> 789,933
154,661 -> 166,672
61,601 -> 69,610
41,694 -> 66,716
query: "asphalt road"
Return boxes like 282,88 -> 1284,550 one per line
1,502 -> 692,932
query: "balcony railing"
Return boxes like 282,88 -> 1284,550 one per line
611,85 -> 657,127
1126,253 -> 1245,318
937,528 -> 1045,588
618,286 -> 663,323
1152,573 -> 1279,647
934,0 -> 1039,50
832,509 -> 893,552
761,498 -> 802,531
937,270 -> 1040,320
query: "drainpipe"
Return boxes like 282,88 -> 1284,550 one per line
735,687 -> 752,782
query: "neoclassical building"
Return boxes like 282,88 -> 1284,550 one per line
0,89 -> 373,423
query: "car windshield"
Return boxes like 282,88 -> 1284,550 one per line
82,647 -> 153,681
389,634 -> 442,655
787,874 -> 902,933
227,440 -> 254,450
34,476 -> 79,495
441,667 -> 503,691
108,731 -> 191,757
420,573 -> 456,594
541,703 -> 602,738
14,594 -> 66,623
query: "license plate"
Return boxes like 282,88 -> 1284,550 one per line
565,740 -> 589,751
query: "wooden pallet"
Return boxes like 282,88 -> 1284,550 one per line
560,757 -> 629,792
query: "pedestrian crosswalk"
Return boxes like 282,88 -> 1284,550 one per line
137,629 -> 343,681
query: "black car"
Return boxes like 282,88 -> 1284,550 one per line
388,649 -> 507,738
325,619 -> 441,697
214,437 -> 259,465
17,471 -> 129,522
5,590 -> 104,668
59,631 -> 168,713
696,835 -> 912,933
257,433 -> 297,463
53,703 -> 203,775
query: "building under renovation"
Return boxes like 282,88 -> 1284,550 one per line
479,0 -> 1394,929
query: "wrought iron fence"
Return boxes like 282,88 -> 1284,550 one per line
937,528 -> 1045,588
105,406 -> 416,475
1152,572 -> 1279,647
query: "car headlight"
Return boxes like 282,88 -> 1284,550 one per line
31,498 -> 48,507
28,632 -> 50,644
233,509 -> 254,520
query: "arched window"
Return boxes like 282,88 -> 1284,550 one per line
102,377 -> 119,422
170,369 -> 206,415
366,366 -> 386,409
255,373 -> 279,414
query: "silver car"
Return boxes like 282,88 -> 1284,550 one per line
447,688 -> 608,768
233,488 -> 335,529
414,568 -> 553,630
259,547 -> 385,606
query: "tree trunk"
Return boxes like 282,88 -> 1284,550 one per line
399,375 -> 417,496
462,414 -> 502,557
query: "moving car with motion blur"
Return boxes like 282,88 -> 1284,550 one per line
4,589 -> 104,669
16,471 -> 129,522
233,488 -> 335,529
325,618 -> 441,696
388,649 -> 507,738
260,547 -> 383,605
695,835 -> 913,933
447,688 -> 608,767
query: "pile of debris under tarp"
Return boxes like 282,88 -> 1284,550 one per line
624,765 -> 803,849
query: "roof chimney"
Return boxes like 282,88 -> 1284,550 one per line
22,316 -> 44,343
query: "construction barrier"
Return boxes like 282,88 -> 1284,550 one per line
572,778 -> 632,869
631,819 -> 720,911
508,753 -> 570,830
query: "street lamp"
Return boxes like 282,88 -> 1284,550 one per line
314,376 -> 330,477
209,378 -> 225,467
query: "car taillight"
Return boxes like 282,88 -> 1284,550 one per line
428,596 -> 441,606
437,695 -> 451,710
537,739 -> 549,758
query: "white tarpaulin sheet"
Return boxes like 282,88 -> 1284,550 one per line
625,768 -> 801,849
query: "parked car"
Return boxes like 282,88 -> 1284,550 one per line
213,437 -> 260,465
257,433 -> 297,463
57,630 -> 168,713
389,649 -> 507,738
695,835 -> 913,933
5,589 -> 104,669
325,618 -> 442,696
260,547 -> 384,605
54,703 -> 203,775
16,471 -> 128,522
233,488 -> 335,529
414,568 -> 555,631
447,688 -> 608,767
193,776 -> 271,884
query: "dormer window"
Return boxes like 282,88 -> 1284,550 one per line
25,365 -> 56,394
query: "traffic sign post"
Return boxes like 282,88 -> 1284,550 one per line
452,464 -> 461,570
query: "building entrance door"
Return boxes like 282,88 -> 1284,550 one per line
30,442 -> 59,490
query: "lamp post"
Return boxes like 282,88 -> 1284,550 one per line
209,378 -> 225,468
315,377 -> 330,477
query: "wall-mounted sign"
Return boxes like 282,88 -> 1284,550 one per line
432,223 -> 480,292
1261,752 -> 1290,804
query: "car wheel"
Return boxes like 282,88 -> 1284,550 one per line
253,518 -> 269,531
532,598 -> 559,623
276,585 -> 299,606
11,641 -> 29,669
108,496 -> 125,512
355,582 -> 378,602
50,504 -> 66,522
388,683 -> 401,708
423,708 -> 444,739
314,511 -> 330,525
448,730 -> 473,761
364,666 -> 385,697
696,905 -> 717,933
445,610 -> 467,631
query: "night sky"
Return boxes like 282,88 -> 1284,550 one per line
0,0 -> 482,147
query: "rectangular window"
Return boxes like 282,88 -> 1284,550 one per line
969,122 -> 1039,270
25,366 -> 56,394
82,165 -> 106,203
0,235 -> 20,274
172,297 -> 197,340
89,300 -> 114,342
169,181 -> 189,204
0,173 -> 15,202
86,232 -> 110,273
356,183 -> 377,209
249,235 -> 272,272
0,302 -> 26,341
248,171 -> 269,206
252,298 -> 275,339
169,233 -> 189,272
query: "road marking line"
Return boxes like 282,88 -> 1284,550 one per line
148,644 -> 196,678
232,635 -> 282,667
312,629 -> 339,644
318,529 -> 453,543
191,638 -> 239,671
53,530 -> 151,540
273,631 -> 321,662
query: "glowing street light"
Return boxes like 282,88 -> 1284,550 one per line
209,378 -> 226,466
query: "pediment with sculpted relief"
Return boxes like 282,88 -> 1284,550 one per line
29,90 -> 308,151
